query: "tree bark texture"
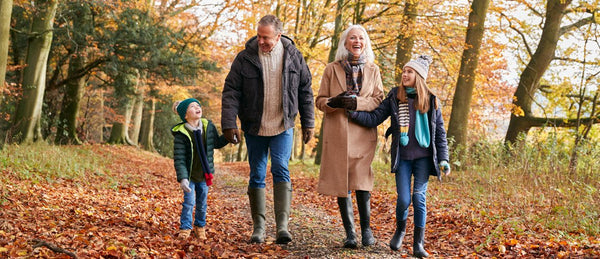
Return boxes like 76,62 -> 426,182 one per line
505,0 -> 572,144
394,0 -> 417,85
0,0 -> 12,89
447,0 -> 490,148
12,0 -> 58,143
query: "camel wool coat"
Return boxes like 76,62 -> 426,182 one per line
315,61 -> 384,197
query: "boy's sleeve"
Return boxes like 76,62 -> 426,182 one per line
210,122 -> 229,149
173,133 -> 189,182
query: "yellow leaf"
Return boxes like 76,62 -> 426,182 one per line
0,247 -> 7,252
107,245 -> 117,251
17,250 -> 28,256
498,244 -> 506,253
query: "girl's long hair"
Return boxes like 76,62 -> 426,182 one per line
397,74 -> 437,113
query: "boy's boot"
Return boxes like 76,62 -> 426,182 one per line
193,227 -> 207,240
413,226 -> 429,258
356,190 -> 376,246
389,219 -> 407,251
247,187 -> 266,243
337,196 -> 357,248
273,182 -> 292,244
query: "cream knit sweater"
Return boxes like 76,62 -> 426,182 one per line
258,40 -> 285,136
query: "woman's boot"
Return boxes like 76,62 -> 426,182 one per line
273,182 -> 292,244
389,219 -> 406,251
356,191 -> 376,246
413,226 -> 429,258
247,187 -> 266,243
337,196 -> 357,248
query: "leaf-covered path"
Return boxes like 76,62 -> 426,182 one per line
1,145 -> 598,258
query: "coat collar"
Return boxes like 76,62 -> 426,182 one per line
332,61 -> 377,94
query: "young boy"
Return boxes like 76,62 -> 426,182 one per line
171,98 -> 229,240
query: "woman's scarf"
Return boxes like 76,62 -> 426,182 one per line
341,54 -> 366,95
398,87 -> 430,148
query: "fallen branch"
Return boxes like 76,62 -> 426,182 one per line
31,239 -> 77,258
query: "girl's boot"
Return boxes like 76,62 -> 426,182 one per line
413,226 -> 429,257
389,219 -> 406,251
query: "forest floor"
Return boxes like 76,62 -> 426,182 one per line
1,145 -> 598,258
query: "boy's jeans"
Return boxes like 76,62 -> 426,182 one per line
395,157 -> 431,228
245,128 -> 293,188
180,180 -> 208,230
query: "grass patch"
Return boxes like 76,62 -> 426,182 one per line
439,138 -> 600,240
0,142 -> 107,184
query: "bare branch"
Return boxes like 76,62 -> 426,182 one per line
500,12 -> 533,57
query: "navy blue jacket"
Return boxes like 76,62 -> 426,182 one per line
351,87 -> 449,180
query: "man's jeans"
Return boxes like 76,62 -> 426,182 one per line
180,180 -> 208,230
395,157 -> 431,228
245,128 -> 293,188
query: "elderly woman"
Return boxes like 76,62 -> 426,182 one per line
315,24 -> 384,248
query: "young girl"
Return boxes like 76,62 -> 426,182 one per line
171,98 -> 229,240
349,55 -> 451,257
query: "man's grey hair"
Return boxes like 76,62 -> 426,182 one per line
335,24 -> 375,63
258,15 -> 284,34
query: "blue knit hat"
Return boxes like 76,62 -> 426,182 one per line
175,98 -> 200,122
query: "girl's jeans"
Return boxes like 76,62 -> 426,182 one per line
395,157 -> 431,228
245,128 -> 293,188
180,180 -> 208,230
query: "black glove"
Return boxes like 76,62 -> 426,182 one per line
327,92 -> 348,108
340,96 -> 357,110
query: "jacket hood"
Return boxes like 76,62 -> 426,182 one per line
245,34 -> 295,52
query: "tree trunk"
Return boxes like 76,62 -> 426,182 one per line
394,0 -> 417,85
139,98 -> 155,152
129,90 -> 144,145
108,97 -> 134,145
447,0 -> 490,149
0,0 -> 12,89
55,53 -> 86,145
316,0 -> 344,165
505,0 -> 572,144
12,0 -> 58,144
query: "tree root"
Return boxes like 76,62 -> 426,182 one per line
31,239 -> 77,258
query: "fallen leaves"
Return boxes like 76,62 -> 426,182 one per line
0,145 -> 598,258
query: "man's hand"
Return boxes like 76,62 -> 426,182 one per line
224,129 -> 241,144
302,127 -> 314,144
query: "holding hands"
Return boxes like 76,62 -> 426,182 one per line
327,92 -> 357,110
224,128 -> 241,144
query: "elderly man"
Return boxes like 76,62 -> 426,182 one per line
221,14 -> 314,244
